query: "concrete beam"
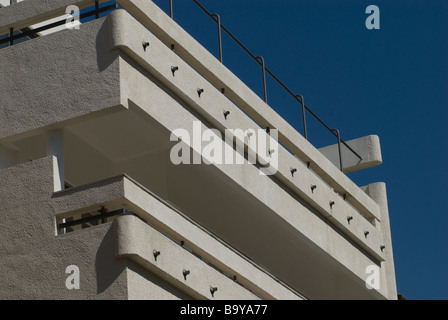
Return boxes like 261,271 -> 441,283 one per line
0,0 -> 9,9
47,129 -> 64,191
117,215 -> 260,300
319,135 -> 383,173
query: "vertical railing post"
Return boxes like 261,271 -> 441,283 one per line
296,95 -> 308,140
95,0 -> 99,19
9,28 -> 13,46
332,129 -> 344,171
169,0 -> 174,19
212,14 -> 223,63
256,56 -> 268,103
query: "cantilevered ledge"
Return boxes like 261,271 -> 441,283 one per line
318,135 -> 382,173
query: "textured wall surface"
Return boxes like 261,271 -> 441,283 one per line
0,157 -> 128,299
0,16 -> 123,141
0,0 -> 397,300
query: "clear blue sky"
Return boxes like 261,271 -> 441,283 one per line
131,0 -> 447,300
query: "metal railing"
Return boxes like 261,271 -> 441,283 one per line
0,0 -> 361,171
57,207 -> 129,231
0,1 -> 118,46
170,0 -> 362,171
56,203 -> 276,299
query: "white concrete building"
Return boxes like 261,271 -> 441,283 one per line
0,0 -> 397,300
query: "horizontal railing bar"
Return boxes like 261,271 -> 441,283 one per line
0,3 -> 117,45
58,208 -> 130,229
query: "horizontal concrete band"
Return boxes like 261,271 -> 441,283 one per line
116,214 -> 260,300
0,1 -> 384,262
109,9 -> 385,262
53,173 -> 303,300
113,0 -> 381,222
0,0 -> 397,301
0,2 -> 385,263
0,0 -> 381,223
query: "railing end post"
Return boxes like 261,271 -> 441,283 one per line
295,94 -> 308,140
169,0 -> 174,19
331,129 -> 344,172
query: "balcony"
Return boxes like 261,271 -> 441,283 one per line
0,0 -> 395,300
52,163 -> 302,299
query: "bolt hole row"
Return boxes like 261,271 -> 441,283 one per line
153,250 -> 221,297
145,39 -> 385,256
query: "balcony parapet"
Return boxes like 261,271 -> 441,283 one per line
53,173 -> 304,300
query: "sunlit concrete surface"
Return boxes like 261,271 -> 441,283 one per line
0,0 -> 397,300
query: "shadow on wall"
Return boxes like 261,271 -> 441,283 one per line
96,13 -> 118,72
95,221 -> 125,294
